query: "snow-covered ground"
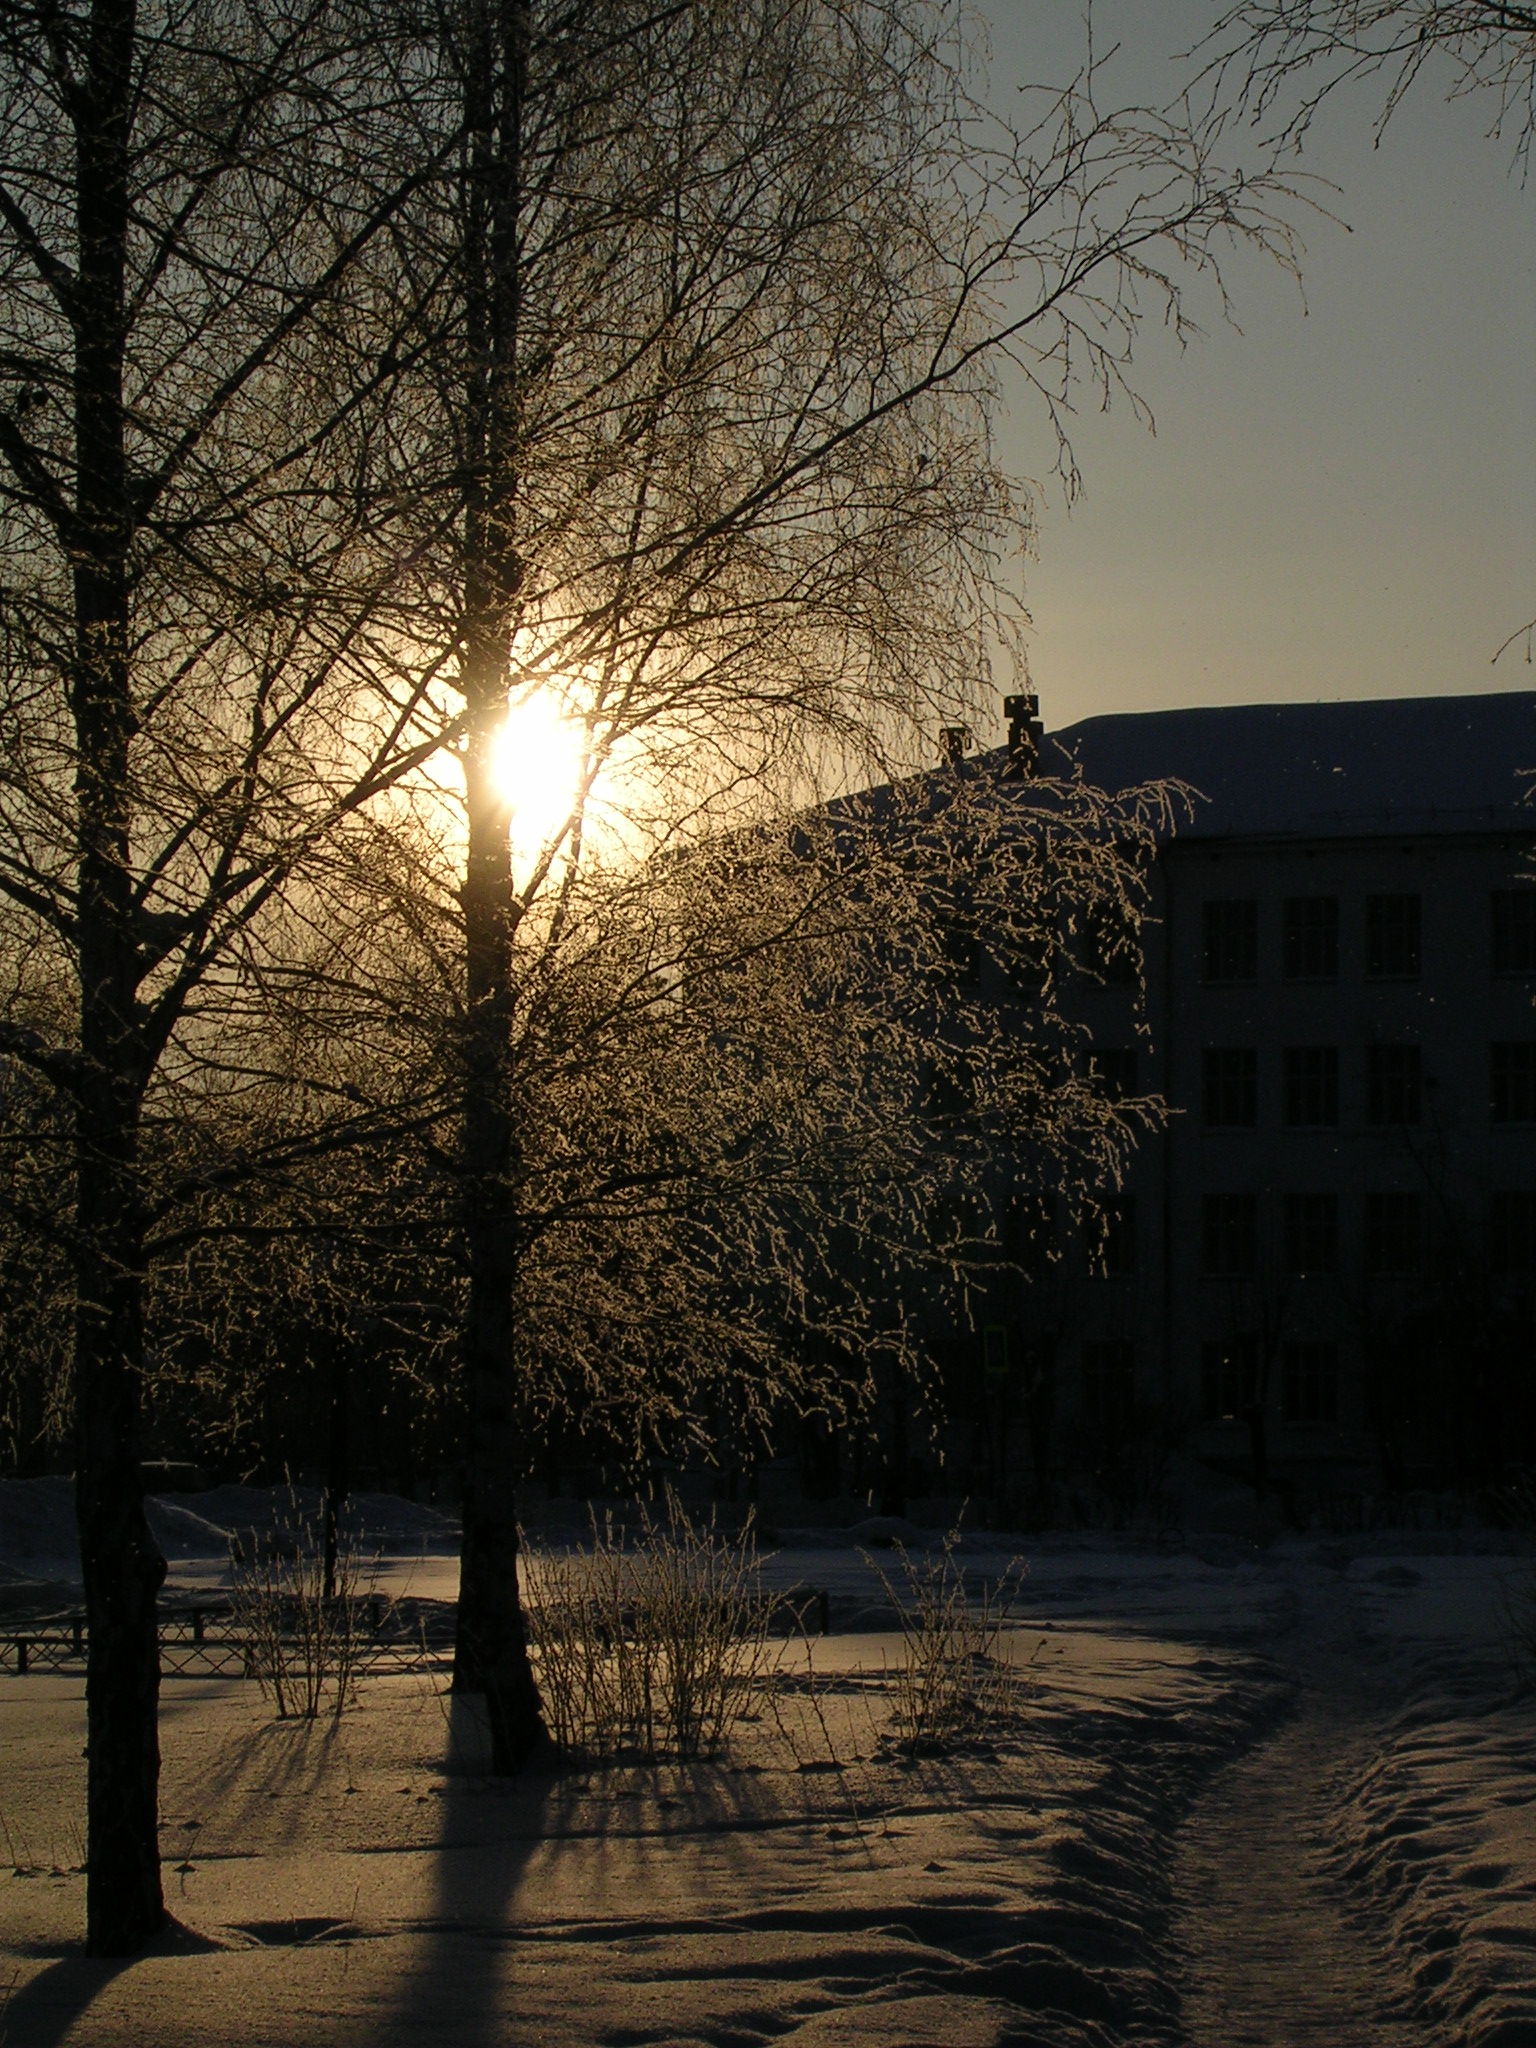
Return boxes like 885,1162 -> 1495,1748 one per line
2,1485 -> 1533,2046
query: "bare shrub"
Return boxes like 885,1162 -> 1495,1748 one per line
520,1496 -> 785,1758
229,1493 -> 376,1720
863,1530 -> 1032,1753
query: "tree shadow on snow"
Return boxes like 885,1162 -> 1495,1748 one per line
0,1916 -> 223,2048
381,1704 -> 829,2048
380,1689 -> 557,2048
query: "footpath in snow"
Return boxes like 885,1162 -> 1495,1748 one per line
1,1489 -> 1533,2047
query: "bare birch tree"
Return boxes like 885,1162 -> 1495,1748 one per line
347,0 -> 1304,1769
0,0 -> 451,1953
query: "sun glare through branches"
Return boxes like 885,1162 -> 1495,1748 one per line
492,690 -> 588,864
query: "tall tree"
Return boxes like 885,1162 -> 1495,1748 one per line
0,0 -> 445,1953
379,0 -> 1301,1769
446,0 -> 544,1761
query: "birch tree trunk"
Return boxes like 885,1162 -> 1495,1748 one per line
69,0 -> 166,1954
448,0 -> 546,1769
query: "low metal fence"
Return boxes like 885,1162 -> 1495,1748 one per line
2,1581 -> 831,1679
1,1594 -> 457,1679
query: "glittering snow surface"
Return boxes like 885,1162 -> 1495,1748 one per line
1,1489 -> 1533,2047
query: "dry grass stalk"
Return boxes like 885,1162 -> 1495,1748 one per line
863,1529 -> 1031,1753
520,1493 -> 785,1758
229,1493 -> 376,1720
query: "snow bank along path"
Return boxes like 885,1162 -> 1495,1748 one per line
1172,1550 -> 1536,2048
1,1519 -> 1533,2046
1322,1557 -> 1536,2048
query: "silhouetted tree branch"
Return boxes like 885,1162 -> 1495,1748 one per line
1205,2 -> 1536,161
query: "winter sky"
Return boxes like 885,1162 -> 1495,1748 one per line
980,2 -> 1536,731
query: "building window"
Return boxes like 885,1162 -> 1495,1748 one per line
1082,904 -> 1139,985
1492,891 -> 1536,976
929,1059 -> 975,1117
1007,1192 -> 1056,1271
1490,1191 -> 1536,1277
1284,897 -> 1338,980
1366,894 -> 1420,979
939,921 -> 981,984
1009,936 -> 1051,999
1082,1339 -> 1135,1426
1203,1047 -> 1258,1127
1364,1191 -> 1421,1275
1088,1048 -> 1138,1102
1282,1341 -> 1338,1424
1284,1192 -> 1337,1275
1202,1336 -> 1257,1422
1202,1192 -> 1257,1276
1366,1044 -> 1422,1126
1283,1046 -> 1339,1126
1491,1042 -> 1536,1123
1090,1195 -> 1136,1276
1204,899 -> 1257,983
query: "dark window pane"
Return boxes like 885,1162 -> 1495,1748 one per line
1202,1192 -> 1257,1276
1007,1192 -> 1057,1271
1366,894 -> 1420,979
1008,934 -> 1051,999
930,1059 -> 975,1117
1364,1191 -> 1420,1275
1492,891 -> 1536,975
1082,1339 -> 1135,1426
1284,897 -> 1338,979
1366,1044 -> 1422,1126
1090,1194 -> 1136,1276
1283,1046 -> 1339,1126
1203,1047 -> 1258,1127
1491,1043 -> 1536,1123
1083,905 -> 1139,984
1490,1191 -> 1536,1276
1204,899 -> 1258,982
939,921 -> 981,983
1088,1048 -> 1137,1102
1201,1336 -> 1257,1421
1282,1342 -> 1338,1424
1284,1192 -> 1338,1275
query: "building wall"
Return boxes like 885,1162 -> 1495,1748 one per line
909,695 -> 1536,1508
1149,828 -> 1536,1476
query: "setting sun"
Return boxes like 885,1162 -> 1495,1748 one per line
491,690 -> 587,856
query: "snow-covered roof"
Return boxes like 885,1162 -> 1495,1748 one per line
1038,691 -> 1536,842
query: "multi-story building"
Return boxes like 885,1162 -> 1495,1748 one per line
1015,688 -> 1536,1499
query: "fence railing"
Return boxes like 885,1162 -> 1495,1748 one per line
1,1583 -> 833,1678
1,1594 -> 457,1679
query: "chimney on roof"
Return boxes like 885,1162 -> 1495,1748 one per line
1002,690 -> 1043,779
940,724 -> 972,767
